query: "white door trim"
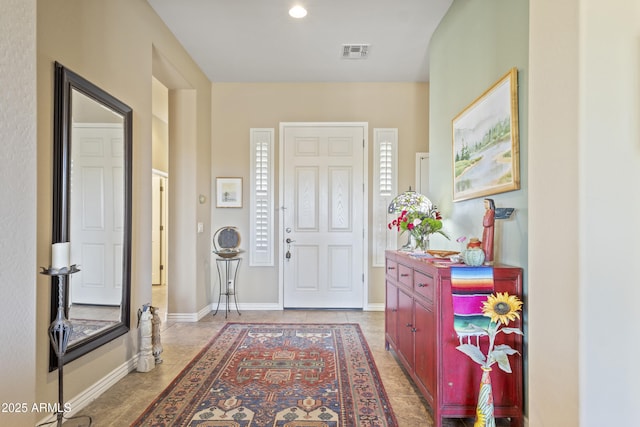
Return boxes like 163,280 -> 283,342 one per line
278,122 -> 369,310
152,170 -> 168,287
415,152 -> 429,195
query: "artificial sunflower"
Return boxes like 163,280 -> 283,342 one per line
473,407 -> 486,427
481,292 -> 522,326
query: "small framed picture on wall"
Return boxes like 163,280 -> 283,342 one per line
216,177 -> 242,208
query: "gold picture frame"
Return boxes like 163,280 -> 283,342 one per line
452,68 -> 520,202
216,177 -> 243,208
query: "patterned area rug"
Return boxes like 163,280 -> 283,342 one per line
133,323 -> 397,426
68,318 -> 117,345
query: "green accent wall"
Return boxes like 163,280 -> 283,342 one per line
429,0 -> 529,270
428,0 -> 529,414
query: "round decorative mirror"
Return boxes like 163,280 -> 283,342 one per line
213,226 -> 243,258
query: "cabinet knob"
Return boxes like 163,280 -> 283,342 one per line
387,266 -> 396,270
411,328 -> 417,333
406,323 -> 413,327
400,273 -> 409,277
417,283 -> 426,287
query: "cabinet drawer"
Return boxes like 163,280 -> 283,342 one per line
398,264 -> 413,288
414,271 -> 434,303
386,259 -> 398,280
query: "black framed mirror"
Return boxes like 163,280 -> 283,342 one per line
51,62 -> 132,370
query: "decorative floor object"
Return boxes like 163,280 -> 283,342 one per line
133,322 -> 397,426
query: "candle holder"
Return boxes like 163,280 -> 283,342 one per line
37,265 -> 92,427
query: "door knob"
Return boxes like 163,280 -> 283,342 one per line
286,238 -> 296,244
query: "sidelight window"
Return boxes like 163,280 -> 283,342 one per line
249,128 -> 274,266
373,128 -> 398,267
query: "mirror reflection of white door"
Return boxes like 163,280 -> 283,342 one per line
70,124 -> 124,306
281,123 -> 366,308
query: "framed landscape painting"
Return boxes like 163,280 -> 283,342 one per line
452,68 -> 520,202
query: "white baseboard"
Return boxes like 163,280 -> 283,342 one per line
166,312 -> 199,322
167,302 -> 284,322
237,302 -> 282,311
198,304 -> 213,320
166,304 -> 213,322
366,303 -> 385,312
165,302 -> 382,322
36,355 -> 137,425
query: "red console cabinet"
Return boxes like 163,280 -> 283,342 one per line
385,251 -> 523,427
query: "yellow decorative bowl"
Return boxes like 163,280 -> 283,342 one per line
426,250 -> 459,258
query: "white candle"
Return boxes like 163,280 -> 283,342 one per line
52,242 -> 70,270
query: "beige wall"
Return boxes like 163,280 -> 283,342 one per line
0,1 -> 38,425
528,1 -> 579,424
211,82 -> 429,306
152,77 -> 169,173
529,0 -> 640,425
152,115 -> 169,172
35,0 -> 211,420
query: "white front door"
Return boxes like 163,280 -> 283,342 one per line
281,123 -> 366,308
69,124 -> 124,306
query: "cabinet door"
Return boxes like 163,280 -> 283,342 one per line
440,271 -> 523,411
397,289 -> 414,368
385,281 -> 398,348
414,298 -> 436,404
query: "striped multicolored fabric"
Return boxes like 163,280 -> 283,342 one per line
451,266 -> 494,338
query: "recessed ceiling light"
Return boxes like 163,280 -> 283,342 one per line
289,5 -> 307,19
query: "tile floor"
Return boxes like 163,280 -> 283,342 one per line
60,290 -> 512,426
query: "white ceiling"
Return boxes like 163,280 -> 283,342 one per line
147,0 -> 453,83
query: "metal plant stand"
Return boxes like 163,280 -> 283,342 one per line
213,257 -> 241,319
38,266 -> 92,427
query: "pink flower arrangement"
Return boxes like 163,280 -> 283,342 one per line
388,209 -> 448,241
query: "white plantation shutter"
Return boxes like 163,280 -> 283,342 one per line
373,129 -> 398,267
250,128 -> 274,266
380,141 -> 393,195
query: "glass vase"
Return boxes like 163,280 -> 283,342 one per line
413,234 -> 430,252
474,367 -> 496,427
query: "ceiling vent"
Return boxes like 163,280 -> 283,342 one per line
341,44 -> 370,59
